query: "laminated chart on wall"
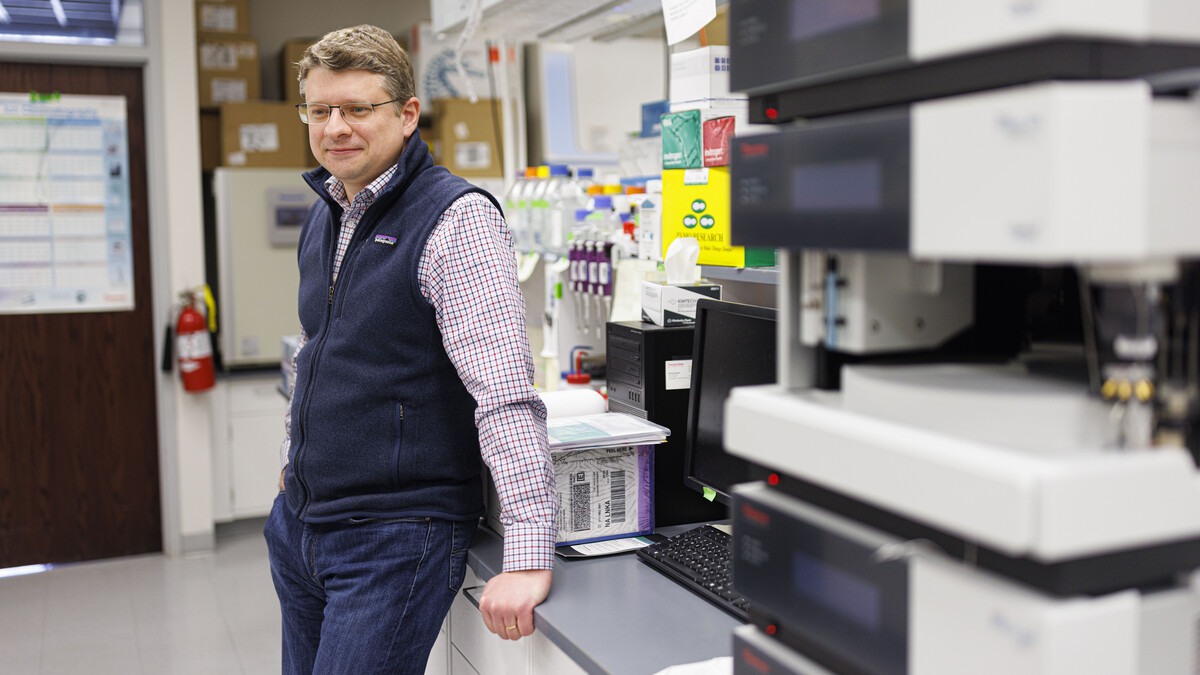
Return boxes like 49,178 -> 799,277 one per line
0,93 -> 133,314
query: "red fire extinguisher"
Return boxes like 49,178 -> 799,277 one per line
176,289 -> 216,392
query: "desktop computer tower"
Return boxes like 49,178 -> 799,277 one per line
607,321 -> 726,527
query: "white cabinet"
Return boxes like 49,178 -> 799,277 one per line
211,374 -> 288,521
450,568 -> 529,675
440,567 -> 588,675
427,617 -> 451,675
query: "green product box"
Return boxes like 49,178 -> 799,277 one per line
661,109 -> 702,170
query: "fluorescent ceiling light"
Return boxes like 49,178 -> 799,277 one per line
50,0 -> 67,26
0,564 -> 53,579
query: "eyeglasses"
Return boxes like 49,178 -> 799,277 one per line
296,98 -> 401,125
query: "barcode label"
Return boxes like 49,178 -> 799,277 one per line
610,470 -> 626,523
571,483 -> 591,533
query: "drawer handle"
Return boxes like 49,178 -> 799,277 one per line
461,584 -> 484,609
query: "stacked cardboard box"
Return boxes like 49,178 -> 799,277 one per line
280,38 -> 319,106
427,98 -> 504,179
195,3 -> 318,170
196,0 -> 258,109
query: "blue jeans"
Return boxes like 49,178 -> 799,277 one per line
264,493 -> 477,674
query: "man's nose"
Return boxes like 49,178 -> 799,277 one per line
325,107 -> 352,135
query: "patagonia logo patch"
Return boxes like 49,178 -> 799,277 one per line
374,235 -> 397,246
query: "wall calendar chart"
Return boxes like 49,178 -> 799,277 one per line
0,93 -> 134,314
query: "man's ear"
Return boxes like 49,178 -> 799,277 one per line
401,97 -> 421,138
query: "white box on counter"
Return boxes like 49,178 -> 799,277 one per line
641,280 -> 722,326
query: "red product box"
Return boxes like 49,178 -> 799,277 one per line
702,116 -> 736,167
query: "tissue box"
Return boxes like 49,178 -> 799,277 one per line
642,280 -> 723,326
661,167 -> 776,268
487,444 -> 656,546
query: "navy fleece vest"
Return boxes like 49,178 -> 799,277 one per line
284,129 -> 502,523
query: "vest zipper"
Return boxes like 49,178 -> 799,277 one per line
293,203 -> 383,518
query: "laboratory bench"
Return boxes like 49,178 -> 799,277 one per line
441,523 -> 742,675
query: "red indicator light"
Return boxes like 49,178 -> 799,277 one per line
765,624 -> 777,636
765,108 -> 778,120
767,473 -> 780,486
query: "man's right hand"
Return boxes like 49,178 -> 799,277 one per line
279,468 -> 285,491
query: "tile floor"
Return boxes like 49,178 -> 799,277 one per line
0,518 -> 281,675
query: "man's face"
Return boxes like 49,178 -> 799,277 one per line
304,68 -> 419,199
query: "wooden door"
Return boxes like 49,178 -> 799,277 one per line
0,63 -> 161,567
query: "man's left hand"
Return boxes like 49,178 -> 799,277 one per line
478,569 -> 552,641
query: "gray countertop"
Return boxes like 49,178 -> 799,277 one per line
466,524 -> 742,675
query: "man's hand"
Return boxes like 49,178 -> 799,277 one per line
478,569 -> 552,641
278,468 -> 285,491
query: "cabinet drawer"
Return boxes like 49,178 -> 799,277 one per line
450,645 -> 479,675
449,568 -> 529,675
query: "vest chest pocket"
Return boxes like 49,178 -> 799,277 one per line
332,240 -> 408,321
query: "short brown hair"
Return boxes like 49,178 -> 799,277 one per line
296,25 -> 414,113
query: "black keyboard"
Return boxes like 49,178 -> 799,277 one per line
636,524 -> 749,622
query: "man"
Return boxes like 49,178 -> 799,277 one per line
263,24 -> 557,674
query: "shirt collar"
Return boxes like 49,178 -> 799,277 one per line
324,162 -> 400,211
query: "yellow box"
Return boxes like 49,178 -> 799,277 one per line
661,167 -> 775,267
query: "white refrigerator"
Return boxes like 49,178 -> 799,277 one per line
212,167 -> 314,369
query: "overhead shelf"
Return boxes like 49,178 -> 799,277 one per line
432,0 -> 723,43
701,265 -> 778,285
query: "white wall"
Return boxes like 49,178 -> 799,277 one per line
156,0 -> 215,555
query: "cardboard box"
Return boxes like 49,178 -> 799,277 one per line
641,279 -> 722,326
218,101 -> 313,168
428,98 -> 503,178
661,167 -> 775,267
661,109 -> 702,170
197,36 -> 260,108
200,109 -> 220,171
412,22 -> 490,115
703,116 -> 735,167
487,444 -> 655,546
702,5 -> 729,46
195,0 -> 250,37
669,46 -> 744,107
280,38 -> 319,106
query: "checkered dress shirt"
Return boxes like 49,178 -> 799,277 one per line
281,167 -> 556,572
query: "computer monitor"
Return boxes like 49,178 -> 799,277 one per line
682,299 -> 777,506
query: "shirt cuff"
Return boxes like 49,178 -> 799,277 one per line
500,522 -> 557,572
